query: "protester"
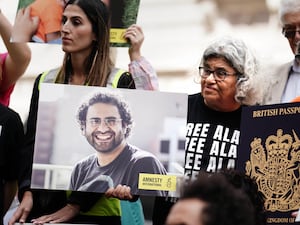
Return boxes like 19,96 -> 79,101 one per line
259,0 -> 300,218
165,171 -> 255,225
0,9 -> 31,106
9,0 -> 158,224
263,0 -> 300,104
153,36 -> 263,225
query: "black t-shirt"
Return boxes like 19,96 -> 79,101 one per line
153,93 -> 245,225
0,104 -> 24,218
185,93 -> 243,179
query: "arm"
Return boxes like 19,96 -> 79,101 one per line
8,191 -> 33,225
30,192 -> 104,224
3,110 -> 24,214
3,180 -> 17,214
124,24 -> 159,90
0,105 -> 25,222
8,75 -> 40,225
0,9 -> 32,92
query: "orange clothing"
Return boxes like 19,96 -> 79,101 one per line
291,96 -> 300,102
29,0 -> 63,42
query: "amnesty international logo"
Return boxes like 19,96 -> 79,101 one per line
245,129 -> 300,212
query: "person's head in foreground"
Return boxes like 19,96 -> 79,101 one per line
220,169 -> 266,225
166,171 -> 255,225
197,36 -> 261,111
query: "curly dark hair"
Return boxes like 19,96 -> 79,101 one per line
181,171 -> 256,225
76,91 -> 133,138
219,169 -> 266,225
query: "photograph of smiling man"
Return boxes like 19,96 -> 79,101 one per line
32,83 -> 187,197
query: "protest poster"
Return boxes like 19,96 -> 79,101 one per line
31,83 -> 187,197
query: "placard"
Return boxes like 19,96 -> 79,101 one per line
32,83 -> 187,197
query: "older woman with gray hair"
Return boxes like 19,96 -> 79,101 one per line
185,36 -> 261,176
152,36 -> 263,225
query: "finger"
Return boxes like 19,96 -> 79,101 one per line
16,8 -> 23,17
105,187 -> 114,197
124,30 -> 136,39
23,6 -> 31,17
20,210 -> 30,223
49,217 -> 65,223
134,25 -> 143,35
291,211 -> 298,217
31,216 -> 45,224
123,186 -> 133,200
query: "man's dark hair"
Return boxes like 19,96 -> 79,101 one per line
181,171 -> 255,225
77,91 -> 133,138
220,169 -> 266,225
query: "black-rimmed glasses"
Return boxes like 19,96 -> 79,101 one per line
198,67 -> 237,82
87,117 -> 122,128
282,27 -> 300,39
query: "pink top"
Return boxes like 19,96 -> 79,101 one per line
0,53 -> 14,106
128,56 -> 159,90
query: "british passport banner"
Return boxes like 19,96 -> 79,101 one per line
238,102 -> 300,225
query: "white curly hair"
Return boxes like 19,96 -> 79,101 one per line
200,36 -> 262,106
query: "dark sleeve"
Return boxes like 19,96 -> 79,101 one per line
18,74 -> 42,200
117,72 -> 135,89
0,107 -> 24,180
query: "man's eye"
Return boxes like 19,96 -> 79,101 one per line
90,118 -> 100,124
106,119 -> 116,124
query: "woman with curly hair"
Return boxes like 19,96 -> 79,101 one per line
153,36 -> 264,225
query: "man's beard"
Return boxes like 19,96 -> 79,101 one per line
87,130 -> 124,153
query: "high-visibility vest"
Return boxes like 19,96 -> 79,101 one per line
38,67 -> 127,90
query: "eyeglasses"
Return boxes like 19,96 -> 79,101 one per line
87,117 -> 122,128
198,67 -> 237,81
282,27 -> 300,38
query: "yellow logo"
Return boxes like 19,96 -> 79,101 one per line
110,28 -> 127,43
138,173 -> 177,191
